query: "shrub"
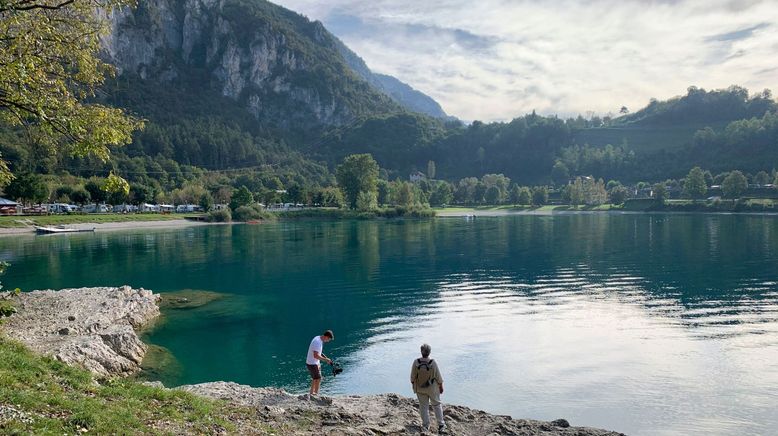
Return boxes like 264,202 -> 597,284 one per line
207,209 -> 232,223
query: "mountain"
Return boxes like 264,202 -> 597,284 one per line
332,38 -> 449,119
101,0 -> 404,133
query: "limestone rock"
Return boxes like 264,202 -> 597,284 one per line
2,286 -> 160,377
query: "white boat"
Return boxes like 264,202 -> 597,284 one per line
34,226 -> 95,234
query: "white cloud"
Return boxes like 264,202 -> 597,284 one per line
273,0 -> 778,122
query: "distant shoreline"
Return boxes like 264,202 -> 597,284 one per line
0,218 -> 215,236
436,208 -> 778,217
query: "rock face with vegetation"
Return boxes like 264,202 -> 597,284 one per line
101,0 -> 446,129
180,381 -> 624,436
2,286 -> 160,377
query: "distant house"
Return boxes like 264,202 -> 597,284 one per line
410,171 -> 426,182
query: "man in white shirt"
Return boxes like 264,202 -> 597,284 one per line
306,330 -> 334,395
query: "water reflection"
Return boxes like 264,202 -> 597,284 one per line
2,214 -> 778,435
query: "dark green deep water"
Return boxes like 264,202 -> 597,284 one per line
3,214 -> 778,435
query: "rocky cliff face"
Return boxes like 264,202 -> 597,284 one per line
100,0 -> 446,132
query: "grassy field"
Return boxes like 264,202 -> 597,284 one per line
0,214 -> 200,228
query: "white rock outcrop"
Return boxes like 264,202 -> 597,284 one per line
2,286 -> 160,377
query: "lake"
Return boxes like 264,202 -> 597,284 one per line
3,214 -> 777,435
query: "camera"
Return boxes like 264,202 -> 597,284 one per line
331,361 -> 343,377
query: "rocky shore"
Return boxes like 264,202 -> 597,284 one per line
1,286 -> 159,376
1,286 -> 623,435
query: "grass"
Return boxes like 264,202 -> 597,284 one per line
0,336 -> 282,434
0,214 -> 201,228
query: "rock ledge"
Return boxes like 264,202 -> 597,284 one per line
2,286 -> 160,377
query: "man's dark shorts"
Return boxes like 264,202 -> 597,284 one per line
307,364 -> 322,380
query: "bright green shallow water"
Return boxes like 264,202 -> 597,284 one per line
3,214 -> 778,435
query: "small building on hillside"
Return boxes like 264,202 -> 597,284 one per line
410,171 -> 426,182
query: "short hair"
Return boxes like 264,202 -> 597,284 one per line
323,330 -> 334,339
420,343 -> 431,357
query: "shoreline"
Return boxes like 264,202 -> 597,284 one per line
0,218 -> 217,236
1,286 -> 624,435
435,208 -> 778,217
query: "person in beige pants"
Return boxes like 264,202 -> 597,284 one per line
410,344 -> 447,433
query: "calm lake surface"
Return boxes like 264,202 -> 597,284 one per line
3,214 -> 778,435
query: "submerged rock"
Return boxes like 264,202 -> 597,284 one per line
2,286 -> 160,377
158,289 -> 226,310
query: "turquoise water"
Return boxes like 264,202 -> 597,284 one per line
3,214 -> 778,435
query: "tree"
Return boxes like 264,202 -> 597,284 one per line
85,180 -> 106,204
509,184 -> 521,205
427,160 -> 436,180
484,186 -> 501,205
428,182 -> 453,207
653,183 -> 668,204
754,171 -> 770,186
199,192 -> 214,212
4,173 -> 48,204
518,187 -> 532,205
532,186 -> 548,205
722,171 -> 748,198
104,173 -> 130,200
54,186 -> 74,202
70,188 -> 90,205
376,180 -> 390,206
230,185 -> 254,210
356,191 -> 377,211
390,180 -> 415,207
551,161 -> 570,186
455,177 -> 478,204
336,154 -> 379,209
683,167 -> 708,199
609,186 -> 628,205
0,0 -> 143,183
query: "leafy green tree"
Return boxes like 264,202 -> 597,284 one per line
653,183 -> 668,204
199,192 -> 214,211
532,186 -> 548,205
455,177 -> 478,204
509,184 -> 521,205
4,173 -> 48,204
683,167 -> 708,199
356,191 -> 377,211
336,154 -> 379,209
609,186 -> 628,205
473,182 -> 487,204
754,171 -> 770,186
551,161 -> 570,185
85,180 -> 106,204
376,180 -> 390,206
390,180 -> 415,206
54,186 -> 74,202
713,172 -> 729,185
104,173 -> 130,200
129,184 -> 153,205
427,160 -> 436,180
484,186 -> 501,205
722,171 -> 748,198
230,185 -> 254,210
70,188 -> 90,205
0,0 -> 143,183
429,182 -> 453,206
518,187 -> 532,205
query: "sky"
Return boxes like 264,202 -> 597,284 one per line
273,0 -> 778,122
